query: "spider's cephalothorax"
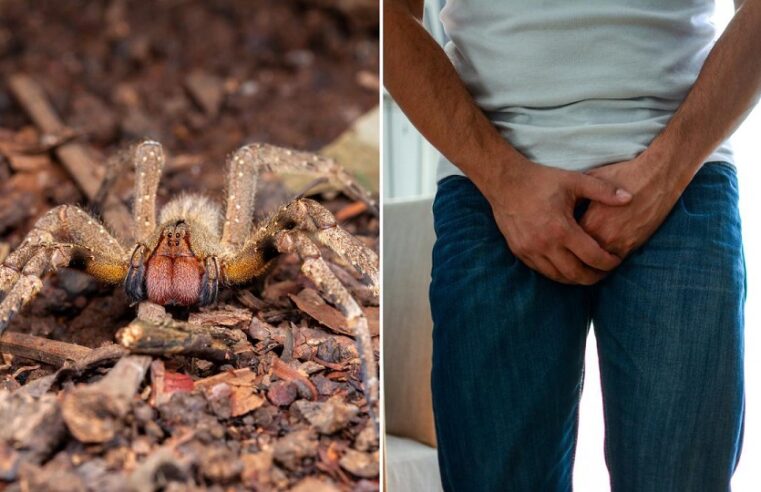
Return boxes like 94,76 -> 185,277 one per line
0,140 -> 379,420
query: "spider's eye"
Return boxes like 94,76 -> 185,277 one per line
168,233 -> 173,238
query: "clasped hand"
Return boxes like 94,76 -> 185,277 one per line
488,153 -> 683,285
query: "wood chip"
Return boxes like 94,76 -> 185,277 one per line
194,368 -> 264,418
150,359 -> 194,407
290,288 -> 379,337
334,200 -> 368,222
271,357 -> 318,401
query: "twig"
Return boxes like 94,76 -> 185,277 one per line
116,318 -> 237,362
0,331 -> 92,367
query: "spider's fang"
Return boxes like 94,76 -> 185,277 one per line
199,256 -> 220,306
124,245 -> 148,304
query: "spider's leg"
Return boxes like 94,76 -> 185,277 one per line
247,143 -> 377,212
275,229 -> 379,431
287,198 -> 378,299
221,198 -> 378,297
0,247 -> 68,333
132,140 -> 165,244
0,205 -> 128,332
220,143 -> 376,250
221,145 -> 258,250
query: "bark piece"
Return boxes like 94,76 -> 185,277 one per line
241,450 -> 273,490
150,359 -> 194,407
272,357 -> 318,401
288,289 -> 378,338
267,380 -> 298,407
188,305 -> 252,327
61,355 -> 152,443
0,390 -> 66,468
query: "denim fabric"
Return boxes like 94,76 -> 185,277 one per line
429,162 -> 745,492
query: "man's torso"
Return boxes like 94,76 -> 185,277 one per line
437,0 -> 733,180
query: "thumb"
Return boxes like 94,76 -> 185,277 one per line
573,174 -> 632,206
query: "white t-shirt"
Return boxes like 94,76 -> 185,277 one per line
436,0 -> 733,181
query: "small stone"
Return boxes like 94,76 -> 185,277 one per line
292,397 -> 359,434
291,477 -> 341,492
355,422 -> 378,452
272,430 -> 318,471
339,449 -> 379,479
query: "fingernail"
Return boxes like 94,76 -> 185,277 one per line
616,189 -> 632,200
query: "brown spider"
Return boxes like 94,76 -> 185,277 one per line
0,140 -> 379,417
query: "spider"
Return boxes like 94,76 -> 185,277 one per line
0,140 -> 379,417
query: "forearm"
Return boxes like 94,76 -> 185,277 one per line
649,0 -> 761,189
383,2 -> 529,198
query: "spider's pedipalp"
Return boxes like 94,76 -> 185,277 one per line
132,140 -> 165,243
0,205 -> 128,332
275,229 -> 379,432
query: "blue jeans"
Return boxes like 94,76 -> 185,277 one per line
429,163 -> 745,492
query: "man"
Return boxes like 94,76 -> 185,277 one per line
385,0 -> 761,490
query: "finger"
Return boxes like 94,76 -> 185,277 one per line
547,248 -> 606,286
564,221 -> 621,271
523,254 -> 569,284
573,174 -> 632,206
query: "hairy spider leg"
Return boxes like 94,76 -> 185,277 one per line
220,197 -> 379,430
0,205 -> 127,332
219,144 -> 377,252
275,229 -> 379,432
221,145 -> 259,250
132,140 -> 166,244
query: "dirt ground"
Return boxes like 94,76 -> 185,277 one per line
0,1 -> 379,490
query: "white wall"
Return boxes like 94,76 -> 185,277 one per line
383,0 -> 761,489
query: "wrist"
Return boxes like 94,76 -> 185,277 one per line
643,135 -> 703,195
470,150 -> 533,204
